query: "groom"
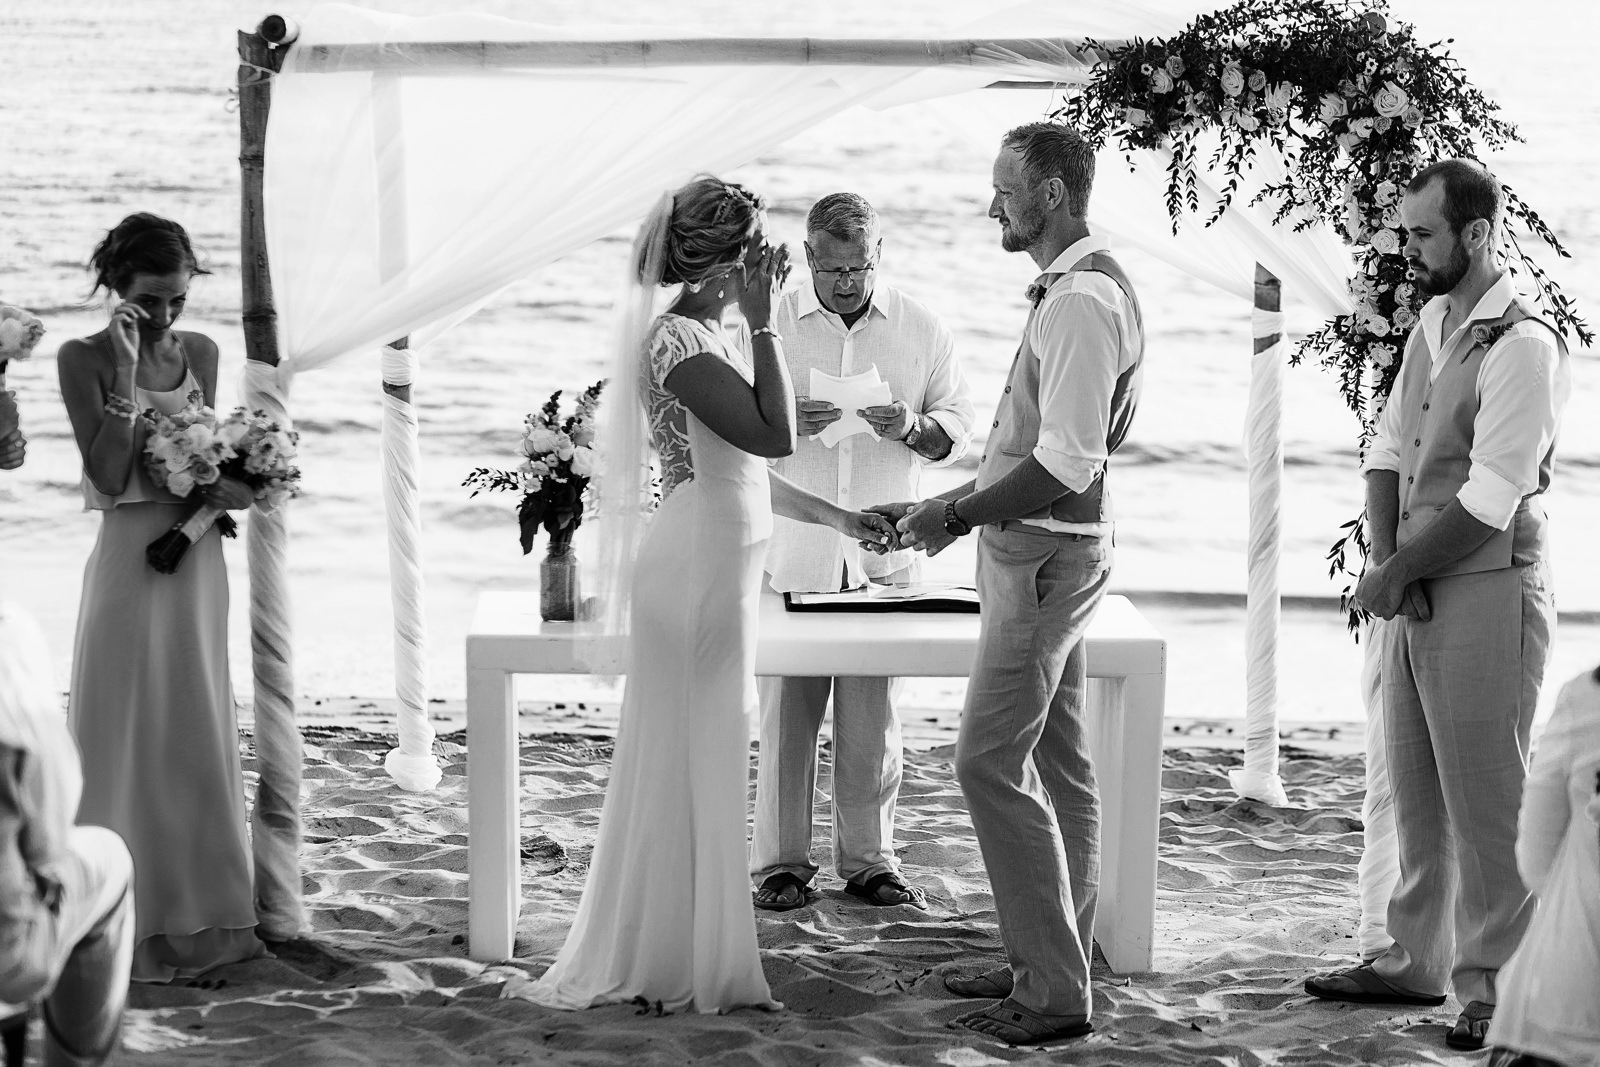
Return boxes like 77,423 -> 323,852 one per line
880,121 -> 1143,1045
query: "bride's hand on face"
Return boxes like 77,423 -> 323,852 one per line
108,302 -> 146,369
737,242 -> 790,328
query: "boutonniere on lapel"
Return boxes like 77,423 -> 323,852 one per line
1025,281 -> 1048,307
1468,321 -> 1514,353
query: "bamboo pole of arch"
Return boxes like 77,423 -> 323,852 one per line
238,14 -> 306,940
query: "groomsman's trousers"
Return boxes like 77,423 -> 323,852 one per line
957,524 -> 1111,1018
1372,561 -> 1552,1006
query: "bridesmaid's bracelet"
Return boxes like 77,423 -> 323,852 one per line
750,326 -> 781,343
103,394 -> 140,424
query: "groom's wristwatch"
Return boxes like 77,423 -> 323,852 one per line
943,498 -> 972,537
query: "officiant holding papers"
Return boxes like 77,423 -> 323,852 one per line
747,192 -> 974,912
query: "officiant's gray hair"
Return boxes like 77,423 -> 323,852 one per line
1003,122 -> 1094,218
806,193 -> 880,245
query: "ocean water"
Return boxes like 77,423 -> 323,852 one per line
1,0 -> 1596,715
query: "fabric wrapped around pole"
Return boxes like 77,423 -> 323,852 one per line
1357,618 -> 1397,958
379,344 -> 442,791
242,359 -> 307,939
1228,291 -> 1289,806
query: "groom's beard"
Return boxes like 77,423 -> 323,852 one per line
1000,208 -> 1046,254
1409,240 -> 1470,296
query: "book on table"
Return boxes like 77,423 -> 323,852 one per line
782,583 -> 980,613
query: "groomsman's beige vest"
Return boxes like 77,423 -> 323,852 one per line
976,251 -> 1144,526
1393,296 -> 1566,577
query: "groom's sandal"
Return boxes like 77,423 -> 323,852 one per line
1445,1001 -> 1494,1051
753,873 -> 814,912
951,998 -> 1093,1046
844,871 -> 928,909
1303,963 -> 1446,1006
944,967 -> 1015,999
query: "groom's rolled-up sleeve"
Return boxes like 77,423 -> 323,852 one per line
1360,372 -> 1404,476
1032,290 -> 1122,493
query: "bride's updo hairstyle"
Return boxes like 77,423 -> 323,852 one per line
88,212 -> 210,299
636,176 -> 767,290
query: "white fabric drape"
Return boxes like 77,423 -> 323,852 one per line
1228,303 -> 1290,806
241,360 -> 306,939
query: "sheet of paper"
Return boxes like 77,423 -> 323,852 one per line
808,365 -> 892,448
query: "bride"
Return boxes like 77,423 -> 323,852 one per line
530,176 -> 896,1013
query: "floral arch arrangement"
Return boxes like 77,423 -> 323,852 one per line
1059,0 -> 1590,621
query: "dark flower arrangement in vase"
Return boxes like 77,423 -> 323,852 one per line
464,380 -> 605,621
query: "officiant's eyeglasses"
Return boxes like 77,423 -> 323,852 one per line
808,257 -> 879,280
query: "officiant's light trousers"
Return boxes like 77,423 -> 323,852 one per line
958,525 -> 1111,1017
1372,562 -> 1551,1007
751,674 -> 903,885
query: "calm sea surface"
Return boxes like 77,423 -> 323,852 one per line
1,0 -> 1596,714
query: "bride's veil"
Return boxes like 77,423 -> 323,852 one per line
583,191 -> 673,665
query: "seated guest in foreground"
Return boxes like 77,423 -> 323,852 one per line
58,214 -> 262,981
0,373 -> 22,470
878,122 -> 1145,1045
1485,667 -> 1600,1067
0,600 -> 135,1067
1305,159 -> 1571,1052
751,192 -> 975,913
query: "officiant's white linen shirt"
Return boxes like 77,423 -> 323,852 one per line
1360,271 -> 1570,529
756,283 -> 975,594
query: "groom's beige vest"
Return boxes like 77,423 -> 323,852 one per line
976,251 -> 1144,527
1394,296 -> 1566,578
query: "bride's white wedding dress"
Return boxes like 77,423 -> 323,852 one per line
529,313 -> 778,1014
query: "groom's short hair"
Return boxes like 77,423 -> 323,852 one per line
1407,158 -> 1500,236
1003,122 -> 1094,217
806,193 -> 880,245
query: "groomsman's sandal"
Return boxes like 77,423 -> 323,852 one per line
943,967 -> 1015,999
951,999 -> 1093,1046
844,871 -> 928,909
752,873 -> 814,912
1303,962 -> 1446,1006
1445,1001 -> 1494,1051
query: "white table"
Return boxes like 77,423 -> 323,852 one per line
466,591 -> 1167,973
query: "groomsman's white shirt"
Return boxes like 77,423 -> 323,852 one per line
755,283 -> 975,594
1361,271 -> 1570,529
1025,234 -> 1143,537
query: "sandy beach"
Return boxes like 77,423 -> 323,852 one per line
5,710 -> 1465,1066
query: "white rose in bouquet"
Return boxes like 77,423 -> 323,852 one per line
569,445 -> 598,478
167,469 -> 197,498
0,306 -> 45,362
524,427 -> 562,456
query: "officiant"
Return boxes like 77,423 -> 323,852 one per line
748,192 -> 974,912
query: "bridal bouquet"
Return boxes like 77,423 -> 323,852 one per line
463,379 -> 604,555
0,305 -> 45,366
142,391 -> 302,573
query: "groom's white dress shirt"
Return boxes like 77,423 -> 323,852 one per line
758,282 -> 974,593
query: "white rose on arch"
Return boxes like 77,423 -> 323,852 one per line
1370,228 -> 1402,255
1220,62 -> 1246,97
1150,68 -> 1174,94
1370,343 -> 1398,369
1366,316 -> 1392,337
1236,112 -> 1261,132
1348,117 -> 1376,139
1375,179 -> 1399,205
1318,92 -> 1348,123
1264,82 -> 1297,111
1124,106 -> 1151,127
1372,81 -> 1409,119
1401,103 -> 1425,127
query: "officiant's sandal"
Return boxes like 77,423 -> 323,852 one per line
844,871 -> 928,909
1445,1001 -> 1494,1050
1302,962 -> 1446,1006
753,872 -> 814,912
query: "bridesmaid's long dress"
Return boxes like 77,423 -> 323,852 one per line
70,358 -> 260,981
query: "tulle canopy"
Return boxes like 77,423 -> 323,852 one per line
262,0 -> 1354,375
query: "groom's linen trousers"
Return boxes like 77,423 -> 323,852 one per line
956,524 -> 1111,1017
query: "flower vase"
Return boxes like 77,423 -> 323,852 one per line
540,539 -> 580,622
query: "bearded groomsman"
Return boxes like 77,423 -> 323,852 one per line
749,192 -> 975,913
1305,159 -> 1571,1054
882,122 -> 1144,1045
